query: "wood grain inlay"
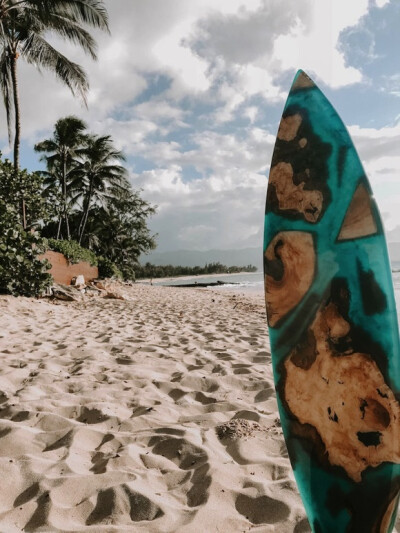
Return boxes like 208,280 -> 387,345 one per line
284,300 -> 400,482
269,162 -> 323,222
338,183 -> 377,241
291,71 -> 315,91
264,232 -> 316,327
277,114 -> 302,142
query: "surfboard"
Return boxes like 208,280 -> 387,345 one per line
264,70 -> 400,533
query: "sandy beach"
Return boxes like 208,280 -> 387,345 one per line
0,285 -> 398,532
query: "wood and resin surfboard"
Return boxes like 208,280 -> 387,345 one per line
264,70 -> 400,533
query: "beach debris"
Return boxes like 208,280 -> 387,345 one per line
103,290 -> 125,300
71,274 -> 85,288
170,280 -> 239,288
216,419 -> 266,440
51,283 -> 81,302
41,279 -> 129,302
94,280 -> 126,300
84,285 -> 104,297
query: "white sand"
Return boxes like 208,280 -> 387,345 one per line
0,286 -> 398,532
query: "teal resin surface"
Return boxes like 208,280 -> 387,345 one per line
264,70 -> 400,533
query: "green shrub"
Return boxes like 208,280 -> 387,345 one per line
119,263 -> 135,282
0,201 -> 52,296
0,155 -> 55,229
47,239 -> 98,266
98,257 -> 123,279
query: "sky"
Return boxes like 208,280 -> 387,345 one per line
1,0 -> 400,251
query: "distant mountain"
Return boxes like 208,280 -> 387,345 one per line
389,242 -> 400,262
140,242 -> 400,270
140,247 -> 263,270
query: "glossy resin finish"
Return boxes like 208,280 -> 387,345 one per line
264,70 -> 400,533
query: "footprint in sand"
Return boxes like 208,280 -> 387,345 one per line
235,493 -> 290,525
116,357 -> 133,365
76,407 -> 109,424
254,388 -> 274,403
44,429 -> 74,452
14,482 -> 40,507
11,410 -> 31,422
294,517 -> 312,532
194,392 -> 217,405
86,485 -> 163,525
90,451 -> 119,474
23,491 -> 51,531
148,435 -> 212,508
168,389 -> 187,402
233,410 -> 260,422
233,364 -> 252,375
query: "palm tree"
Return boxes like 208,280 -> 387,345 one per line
68,134 -> 128,244
35,115 -> 88,239
89,190 -> 156,276
0,0 -> 109,227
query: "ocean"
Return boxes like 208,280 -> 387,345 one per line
152,271 -> 264,293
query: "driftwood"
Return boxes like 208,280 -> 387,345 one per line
168,280 -> 239,288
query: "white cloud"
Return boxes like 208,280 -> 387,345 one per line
138,141 -> 183,164
243,106 -> 259,123
133,119 -> 400,251
134,101 -> 186,123
129,126 -> 271,250
349,123 -> 400,162
1,0 -> 398,253
2,0 -> 371,147
152,24 -> 210,97
133,165 -> 191,199
91,117 -> 158,152
132,164 -> 267,251
274,0 -> 369,88
349,123 -> 400,230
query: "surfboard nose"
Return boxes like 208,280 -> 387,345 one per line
291,69 -> 316,91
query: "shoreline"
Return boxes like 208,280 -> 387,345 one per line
136,270 -> 261,284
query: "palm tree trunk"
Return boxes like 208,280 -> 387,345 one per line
10,50 -> 25,228
56,215 -> 62,240
62,156 -> 70,240
78,184 -> 92,244
78,204 -> 90,245
65,210 -> 70,240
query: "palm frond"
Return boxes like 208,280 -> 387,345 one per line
50,0 -> 109,33
34,139 -> 58,153
8,0 -> 109,33
34,11 -> 98,60
54,115 -> 87,141
22,33 -> 89,104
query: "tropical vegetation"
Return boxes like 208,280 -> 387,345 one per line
0,156 -> 52,295
0,0 -> 109,166
135,262 -> 258,279
0,1 -> 158,295
35,116 -> 156,279
46,238 -> 98,266
0,112 -> 157,293
0,0 -> 109,228
35,116 -> 89,240
1,1 -> 245,295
